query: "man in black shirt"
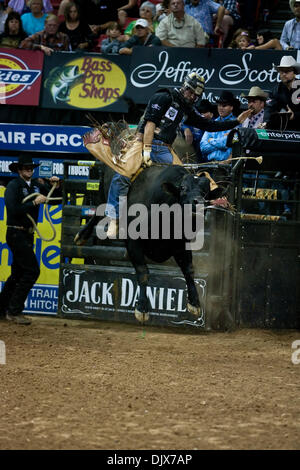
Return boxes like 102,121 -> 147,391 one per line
264,55 -> 300,131
0,155 -> 62,325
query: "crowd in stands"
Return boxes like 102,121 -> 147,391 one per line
0,0 -> 297,53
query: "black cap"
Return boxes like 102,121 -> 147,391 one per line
216,90 -> 238,106
196,99 -> 216,115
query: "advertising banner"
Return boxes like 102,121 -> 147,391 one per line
0,186 -> 62,315
59,265 -> 207,327
129,48 -> 299,105
0,123 -> 91,153
0,48 -> 43,106
0,155 -> 93,178
41,52 -> 130,112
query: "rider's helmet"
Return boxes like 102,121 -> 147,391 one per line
182,72 -> 205,97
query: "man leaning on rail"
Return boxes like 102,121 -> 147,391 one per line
0,154 -> 62,325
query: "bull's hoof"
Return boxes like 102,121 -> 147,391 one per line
187,302 -> 201,317
134,309 -> 150,323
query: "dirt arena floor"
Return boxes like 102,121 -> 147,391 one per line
0,316 -> 299,450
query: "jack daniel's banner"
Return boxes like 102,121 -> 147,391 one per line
59,265 -> 207,327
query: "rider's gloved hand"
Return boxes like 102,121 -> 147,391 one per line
142,144 -> 152,167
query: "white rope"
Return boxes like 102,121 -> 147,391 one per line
22,183 -> 62,242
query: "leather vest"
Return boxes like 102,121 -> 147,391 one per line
140,88 -> 190,145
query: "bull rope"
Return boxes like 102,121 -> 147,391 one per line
22,183 -> 62,242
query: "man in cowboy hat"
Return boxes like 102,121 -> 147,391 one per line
280,0 -> 300,50
0,154 -> 61,325
200,90 -> 240,162
264,55 -> 300,131
242,86 -> 268,129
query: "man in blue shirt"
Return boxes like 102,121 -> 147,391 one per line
280,0 -> 300,50
200,90 -> 239,161
185,0 -> 225,38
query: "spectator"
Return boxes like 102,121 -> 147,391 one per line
236,30 -> 253,49
264,55 -> 300,131
101,21 -> 125,53
280,0 -> 300,51
58,1 -> 124,33
227,27 -> 250,48
247,29 -> 282,50
119,17 -> 161,54
242,86 -> 267,128
217,0 -> 241,46
200,90 -> 239,161
87,1 -> 127,35
181,98 -> 217,161
117,1 -> 140,18
184,0 -> 225,40
156,0 -> 206,48
7,0 -> 52,15
118,9 -> 131,31
242,85 -> 291,218
21,14 -> 71,54
58,1 -> 93,51
241,85 -> 273,216
0,0 -> 8,34
21,0 -> 47,36
125,1 -> 158,36
0,11 -> 26,47
154,3 -> 168,23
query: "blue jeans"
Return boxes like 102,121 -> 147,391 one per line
105,140 -> 173,219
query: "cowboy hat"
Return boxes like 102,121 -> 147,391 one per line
289,0 -> 300,12
9,154 -> 39,173
244,86 -> 268,101
195,98 -> 217,116
274,55 -> 300,73
216,90 -> 239,106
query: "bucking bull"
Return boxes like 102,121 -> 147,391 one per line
74,122 -> 233,325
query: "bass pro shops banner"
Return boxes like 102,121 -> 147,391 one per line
39,48 -> 299,109
40,52 -> 130,112
0,48 -> 43,106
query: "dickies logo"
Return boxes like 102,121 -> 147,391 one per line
0,52 -> 41,99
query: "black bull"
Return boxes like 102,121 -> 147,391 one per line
75,164 -> 228,323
